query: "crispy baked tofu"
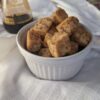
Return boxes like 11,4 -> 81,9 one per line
72,24 -> 91,46
48,32 -> 70,57
33,17 -> 53,36
43,24 -> 57,47
48,24 -> 57,35
57,16 -> 79,36
67,41 -> 79,55
43,33 -> 53,47
26,8 -> 91,57
38,48 -> 52,57
26,29 -> 42,53
51,8 -> 68,24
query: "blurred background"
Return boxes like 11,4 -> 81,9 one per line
0,0 -> 1,8
87,0 -> 100,9
0,0 -> 99,33
0,0 -> 100,9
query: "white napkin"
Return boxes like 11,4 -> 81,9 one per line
0,36 -> 100,100
0,0 -> 100,100
28,0 -> 56,18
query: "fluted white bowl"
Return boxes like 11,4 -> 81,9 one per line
16,21 -> 93,81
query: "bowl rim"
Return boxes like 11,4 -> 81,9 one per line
16,21 -> 93,61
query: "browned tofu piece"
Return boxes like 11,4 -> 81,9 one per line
48,24 -> 57,35
33,17 -> 53,36
72,24 -> 91,47
73,32 -> 91,47
43,24 -> 57,47
38,48 -> 52,57
57,16 -> 79,36
42,24 -> 57,47
73,23 -> 89,34
48,32 -> 70,57
43,33 -> 53,47
26,29 -> 42,53
67,41 -> 79,55
51,8 -> 68,24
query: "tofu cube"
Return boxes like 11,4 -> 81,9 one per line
67,41 -> 79,55
26,29 -> 41,53
38,48 -> 52,57
43,33 -> 53,47
72,24 -> 91,47
33,17 -> 53,36
57,16 -> 79,36
51,8 -> 68,24
48,32 -> 70,57
48,24 -> 57,35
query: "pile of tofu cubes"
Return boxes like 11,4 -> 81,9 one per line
26,8 -> 91,57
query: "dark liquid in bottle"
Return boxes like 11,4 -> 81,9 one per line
3,14 -> 33,34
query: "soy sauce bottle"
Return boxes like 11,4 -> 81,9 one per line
2,0 -> 33,34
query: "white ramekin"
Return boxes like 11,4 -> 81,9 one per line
16,21 -> 93,81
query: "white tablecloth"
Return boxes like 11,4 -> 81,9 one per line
0,35 -> 100,100
0,0 -> 100,100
